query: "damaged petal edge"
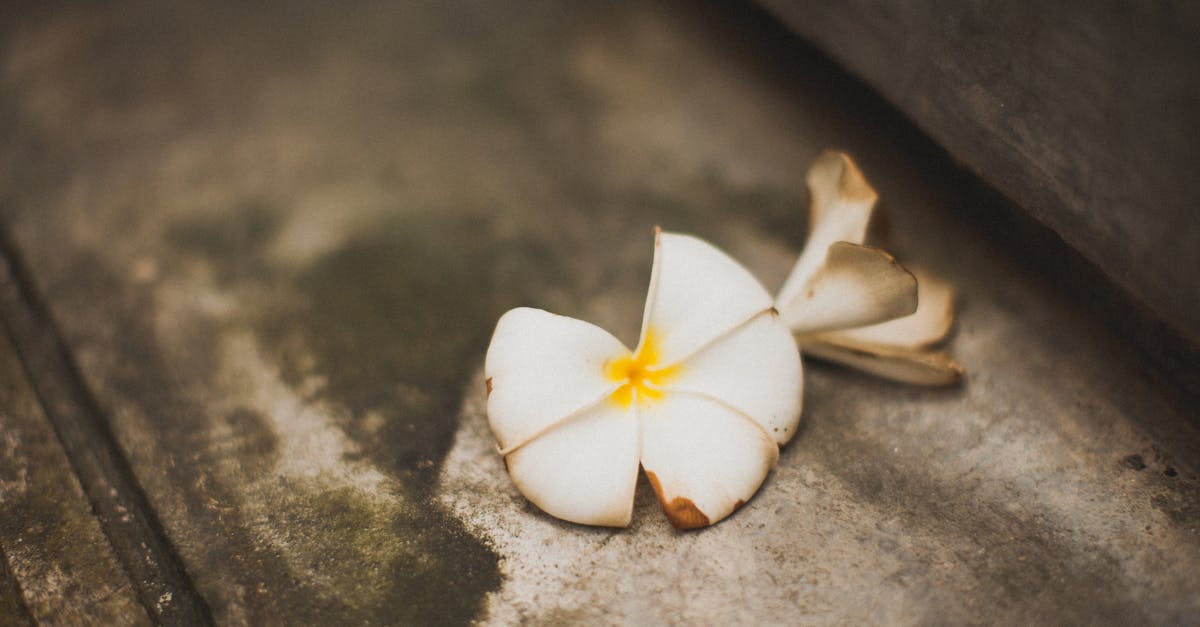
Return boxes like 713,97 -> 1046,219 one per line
801,337 -> 965,386
830,150 -> 877,204
644,470 -> 711,530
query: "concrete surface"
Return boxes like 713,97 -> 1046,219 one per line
0,0 -> 1197,624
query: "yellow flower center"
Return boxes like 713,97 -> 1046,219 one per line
605,329 -> 682,407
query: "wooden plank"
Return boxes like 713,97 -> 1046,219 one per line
759,0 -> 1200,344
0,324 -> 148,624
0,231 -> 210,623
0,553 -> 34,627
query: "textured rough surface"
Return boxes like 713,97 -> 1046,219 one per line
0,0 -> 1197,624
759,0 -> 1200,345
0,331 -> 147,625
441,205 -> 1200,623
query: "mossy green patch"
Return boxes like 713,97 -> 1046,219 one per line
273,485 -> 502,625
251,210 -> 578,622
258,211 -> 565,488
166,202 -> 280,285
223,408 -> 280,476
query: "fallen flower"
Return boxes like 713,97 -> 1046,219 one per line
485,230 -> 801,529
776,151 -> 964,385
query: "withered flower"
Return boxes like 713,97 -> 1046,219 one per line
776,151 -> 963,385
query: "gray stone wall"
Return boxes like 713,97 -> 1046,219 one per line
761,0 -> 1200,343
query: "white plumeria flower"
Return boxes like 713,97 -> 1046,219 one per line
776,151 -> 964,385
485,230 -> 802,529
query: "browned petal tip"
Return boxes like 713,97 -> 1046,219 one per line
835,152 -> 878,203
645,469 -> 664,496
945,357 -> 967,383
485,377 -> 494,397
645,470 -> 711,530
663,497 -> 710,530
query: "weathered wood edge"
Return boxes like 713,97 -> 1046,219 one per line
741,0 -> 1200,403
0,326 -> 147,624
0,220 -> 213,625
755,1 -> 1200,347
0,552 -> 34,627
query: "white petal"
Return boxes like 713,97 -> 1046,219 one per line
485,307 -> 627,452
505,402 -> 639,527
661,311 -> 803,445
640,394 -> 779,529
802,337 -> 964,386
823,269 -> 956,349
639,230 -> 774,365
776,151 -> 878,307
778,242 -> 917,334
